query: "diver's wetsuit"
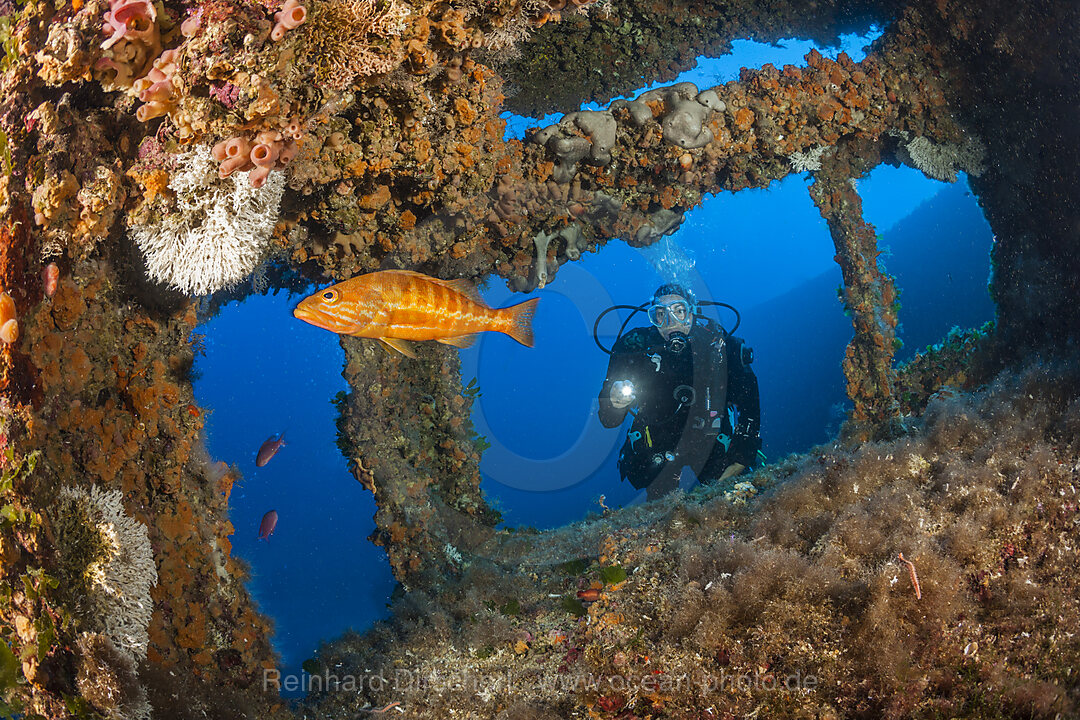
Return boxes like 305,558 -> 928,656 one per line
597,319 -> 761,499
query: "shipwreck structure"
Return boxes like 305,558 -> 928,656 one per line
0,0 -> 1075,715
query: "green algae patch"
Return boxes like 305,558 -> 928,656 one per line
558,557 -> 591,575
0,640 -> 17,690
561,596 -> 586,617
599,565 -> 627,584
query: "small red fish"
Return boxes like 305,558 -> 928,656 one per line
576,588 -> 601,602
258,510 -> 278,540
256,432 -> 286,467
293,269 -> 539,358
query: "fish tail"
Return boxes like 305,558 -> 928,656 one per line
501,297 -> 539,347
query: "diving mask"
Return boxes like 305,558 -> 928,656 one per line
648,299 -> 692,328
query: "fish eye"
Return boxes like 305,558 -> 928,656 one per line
322,290 -> 339,304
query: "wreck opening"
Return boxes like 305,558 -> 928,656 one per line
176,9 -> 998,690
458,164 -> 994,530
181,148 -> 995,686
3,0 -> 1078,712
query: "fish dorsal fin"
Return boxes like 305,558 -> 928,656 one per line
382,269 -> 487,307
378,337 -> 418,358
436,333 -> 479,349
438,279 -> 485,306
379,269 -> 430,281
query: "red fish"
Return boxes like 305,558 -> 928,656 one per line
292,269 -> 539,358
258,510 -> 278,540
256,432 -> 286,467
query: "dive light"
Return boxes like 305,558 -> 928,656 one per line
612,380 -> 636,406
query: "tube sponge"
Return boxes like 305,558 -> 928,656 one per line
213,136 -> 254,177
135,100 -> 170,122
101,0 -> 157,50
180,8 -> 202,37
278,139 -> 300,165
133,49 -> 179,123
272,0 -> 307,41
248,166 -> 272,189
211,126 -> 301,185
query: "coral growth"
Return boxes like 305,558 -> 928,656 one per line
57,485 -> 158,660
810,141 -> 901,438
131,146 -> 287,295
788,145 -> 827,173
13,257 -> 289,717
334,334 -> 499,581
898,132 -> 986,183
302,0 -> 411,89
76,633 -> 152,720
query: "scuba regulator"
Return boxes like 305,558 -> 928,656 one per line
666,331 -> 689,354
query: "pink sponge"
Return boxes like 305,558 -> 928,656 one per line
213,137 -> 255,177
271,0 -> 307,41
212,118 -> 305,188
132,48 -> 179,122
101,0 -> 157,50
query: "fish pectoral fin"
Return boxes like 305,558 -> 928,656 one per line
378,337 -> 418,358
436,333 -> 479,349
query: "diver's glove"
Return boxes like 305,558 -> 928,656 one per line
610,380 -> 636,409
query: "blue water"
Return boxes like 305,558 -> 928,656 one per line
191,31 -> 994,693
193,294 -> 395,692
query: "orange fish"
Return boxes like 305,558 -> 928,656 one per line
293,270 -> 539,358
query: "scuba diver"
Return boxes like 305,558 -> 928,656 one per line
596,284 -> 762,500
